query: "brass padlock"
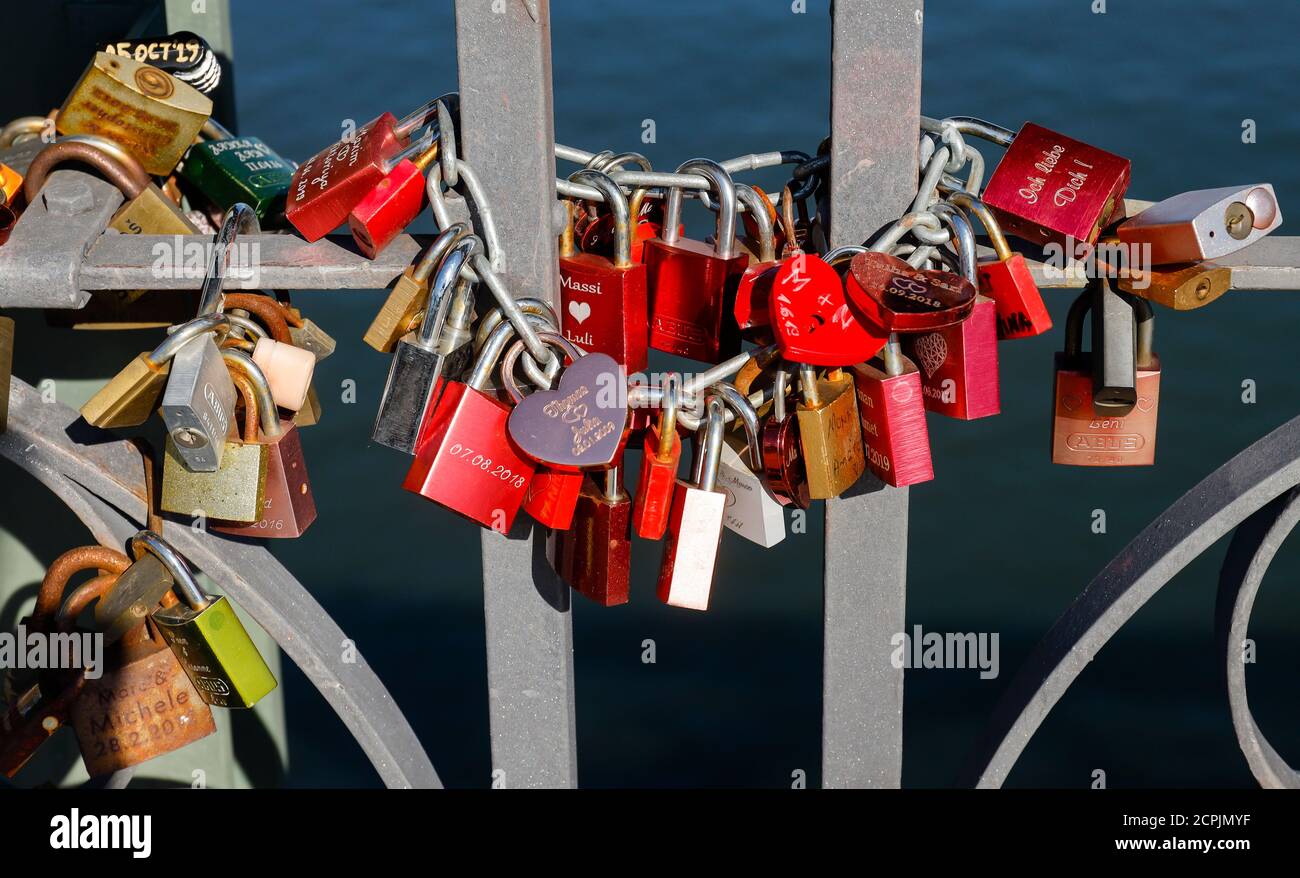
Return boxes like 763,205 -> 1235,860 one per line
364,222 -> 471,353
133,531 -> 277,709
795,365 -> 866,499
161,350 -> 271,524
81,313 -> 231,428
1114,261 -> 1232,311
57,51 -> 212,176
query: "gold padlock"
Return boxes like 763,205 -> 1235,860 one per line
57,51 -> 211,176
81,313 -> 230,428
364,222 -> 471,353
293,383 -> 322,428
1115,262 -> 1231,311
160,350 -> 271,524
795,365 -> 866,499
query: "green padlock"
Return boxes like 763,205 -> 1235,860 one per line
133,530 -> 278,709
179,118 -> 293,224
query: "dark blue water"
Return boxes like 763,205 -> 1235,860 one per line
229,0 -> 1300,787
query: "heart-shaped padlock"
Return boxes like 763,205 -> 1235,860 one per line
845,251 -> 976,332
769,253 -> 888,366
503,331 -> 629,471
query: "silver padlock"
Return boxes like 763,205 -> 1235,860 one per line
1117,183 -> 1282,265
372,235 -> 480,454
159,204 -> 254,471
711,383 -> 786,548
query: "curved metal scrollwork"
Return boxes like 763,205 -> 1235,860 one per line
962,413 -> 1300,788
1,379 -> 441,789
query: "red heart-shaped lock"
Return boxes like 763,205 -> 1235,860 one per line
769,253 -> 888,366
845,251 -> 976,332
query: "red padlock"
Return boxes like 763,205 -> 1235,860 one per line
558,170 -> 649,373
523,468 -> 584,530
898,204 -> 1000,420
403,320 -> 535,530
580,185 -> 666,263
643,158 -> 749,363
950,191 -> 1052,340
347,138 -> 440,259
731,184 -> 781,343
286,95 -> 443,241
771,251 -> 888,366
852,339 -> 933,487
552,466 -> 632,607
631,394 -> 681,540
975,118 -> 1131,248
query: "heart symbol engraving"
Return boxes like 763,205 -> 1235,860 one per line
845,251 -> 976,332
770,253 -> 888,366
912,332 -> 947,378
507,352 -> 628,470
567,300 -> 592,324
1136,396 -> 1155,413
1062,394 -> 1083,413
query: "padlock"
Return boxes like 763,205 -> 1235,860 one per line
900,203 -> 1000,420
72,616 -> 217,777
852,338 -> 933,487
0,315 -> 12,434
348,137 -> 440,258
731,184 -> 781,343
180,118 -> 294,224
760,365 -> 812,508
210,353 -> 315,538
845,241 -> 977,333
365,223 -> 471,353
159,326 -> 236,472
559,170 -> 650,372
286,94 -> 445,241
795,365 -> 866,500
57,51 -> 212,176
161,350 -> 271,523
736,184 -> 778,259
81,312 -> 230,429
631,387 -> 682,540
580,184 -> 666,263
976,119 -> 1130,248
101,31 -> 221,94
712,383 -> 786,548
374,235 -> 480,454
553,466 -> 633,607
1090,274 -> 1137,411
1111,260 -> 1232,311
644,159 -> 749,362
1051,287 -> 1160,467
24,138 -> 198,237
294,383 -> 323,428
657,395 -> 729,611
136,531 -> 277,708
1117,184 -> 1282,265
950,190 -> 1051,339
402,318 -> 537,530
1,546 -> 132,776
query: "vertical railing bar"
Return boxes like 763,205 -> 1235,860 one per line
454,0 -> 578,788
822,0 -> 924,788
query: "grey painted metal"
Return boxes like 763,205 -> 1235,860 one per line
822,0 -> 924,789
961,411 -> 1300,788
0,171 -> 123,308
1216,489 -> 1300,788
1,379 -> 442,789
454,0 -> 578,788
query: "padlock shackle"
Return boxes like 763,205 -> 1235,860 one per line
201,117 -> 235,141
382,128 -> 436,175
558,199 -> 577,258
602,466 -> 623,503
394,92 -> 458,140
129,530 -> 209,612
923,115 -> 1016,148
222,312 -> 269,342
498,329 -> 581,401
656,377 -> 680,459
198,204 -> 261,317
570,169 -> 632,269
222,348 -> 282,439
419,236 -> 480,350
414,222 -> 472,282
1063,287 -> 1094,360
1121,291 -> 1157,368
474,297 -> 559,359
882,336 -> 906,378
772,363 -> 792,423
734,184 -> 776,263
947,191 -> 1013,262
707,382 -> 762,470
149,313 -> 231,366
799,364 -> 822,409
23,139 -> 149,203
663,158 -> 738,259
693,397 -> 727,493
930,201 -> 978,285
